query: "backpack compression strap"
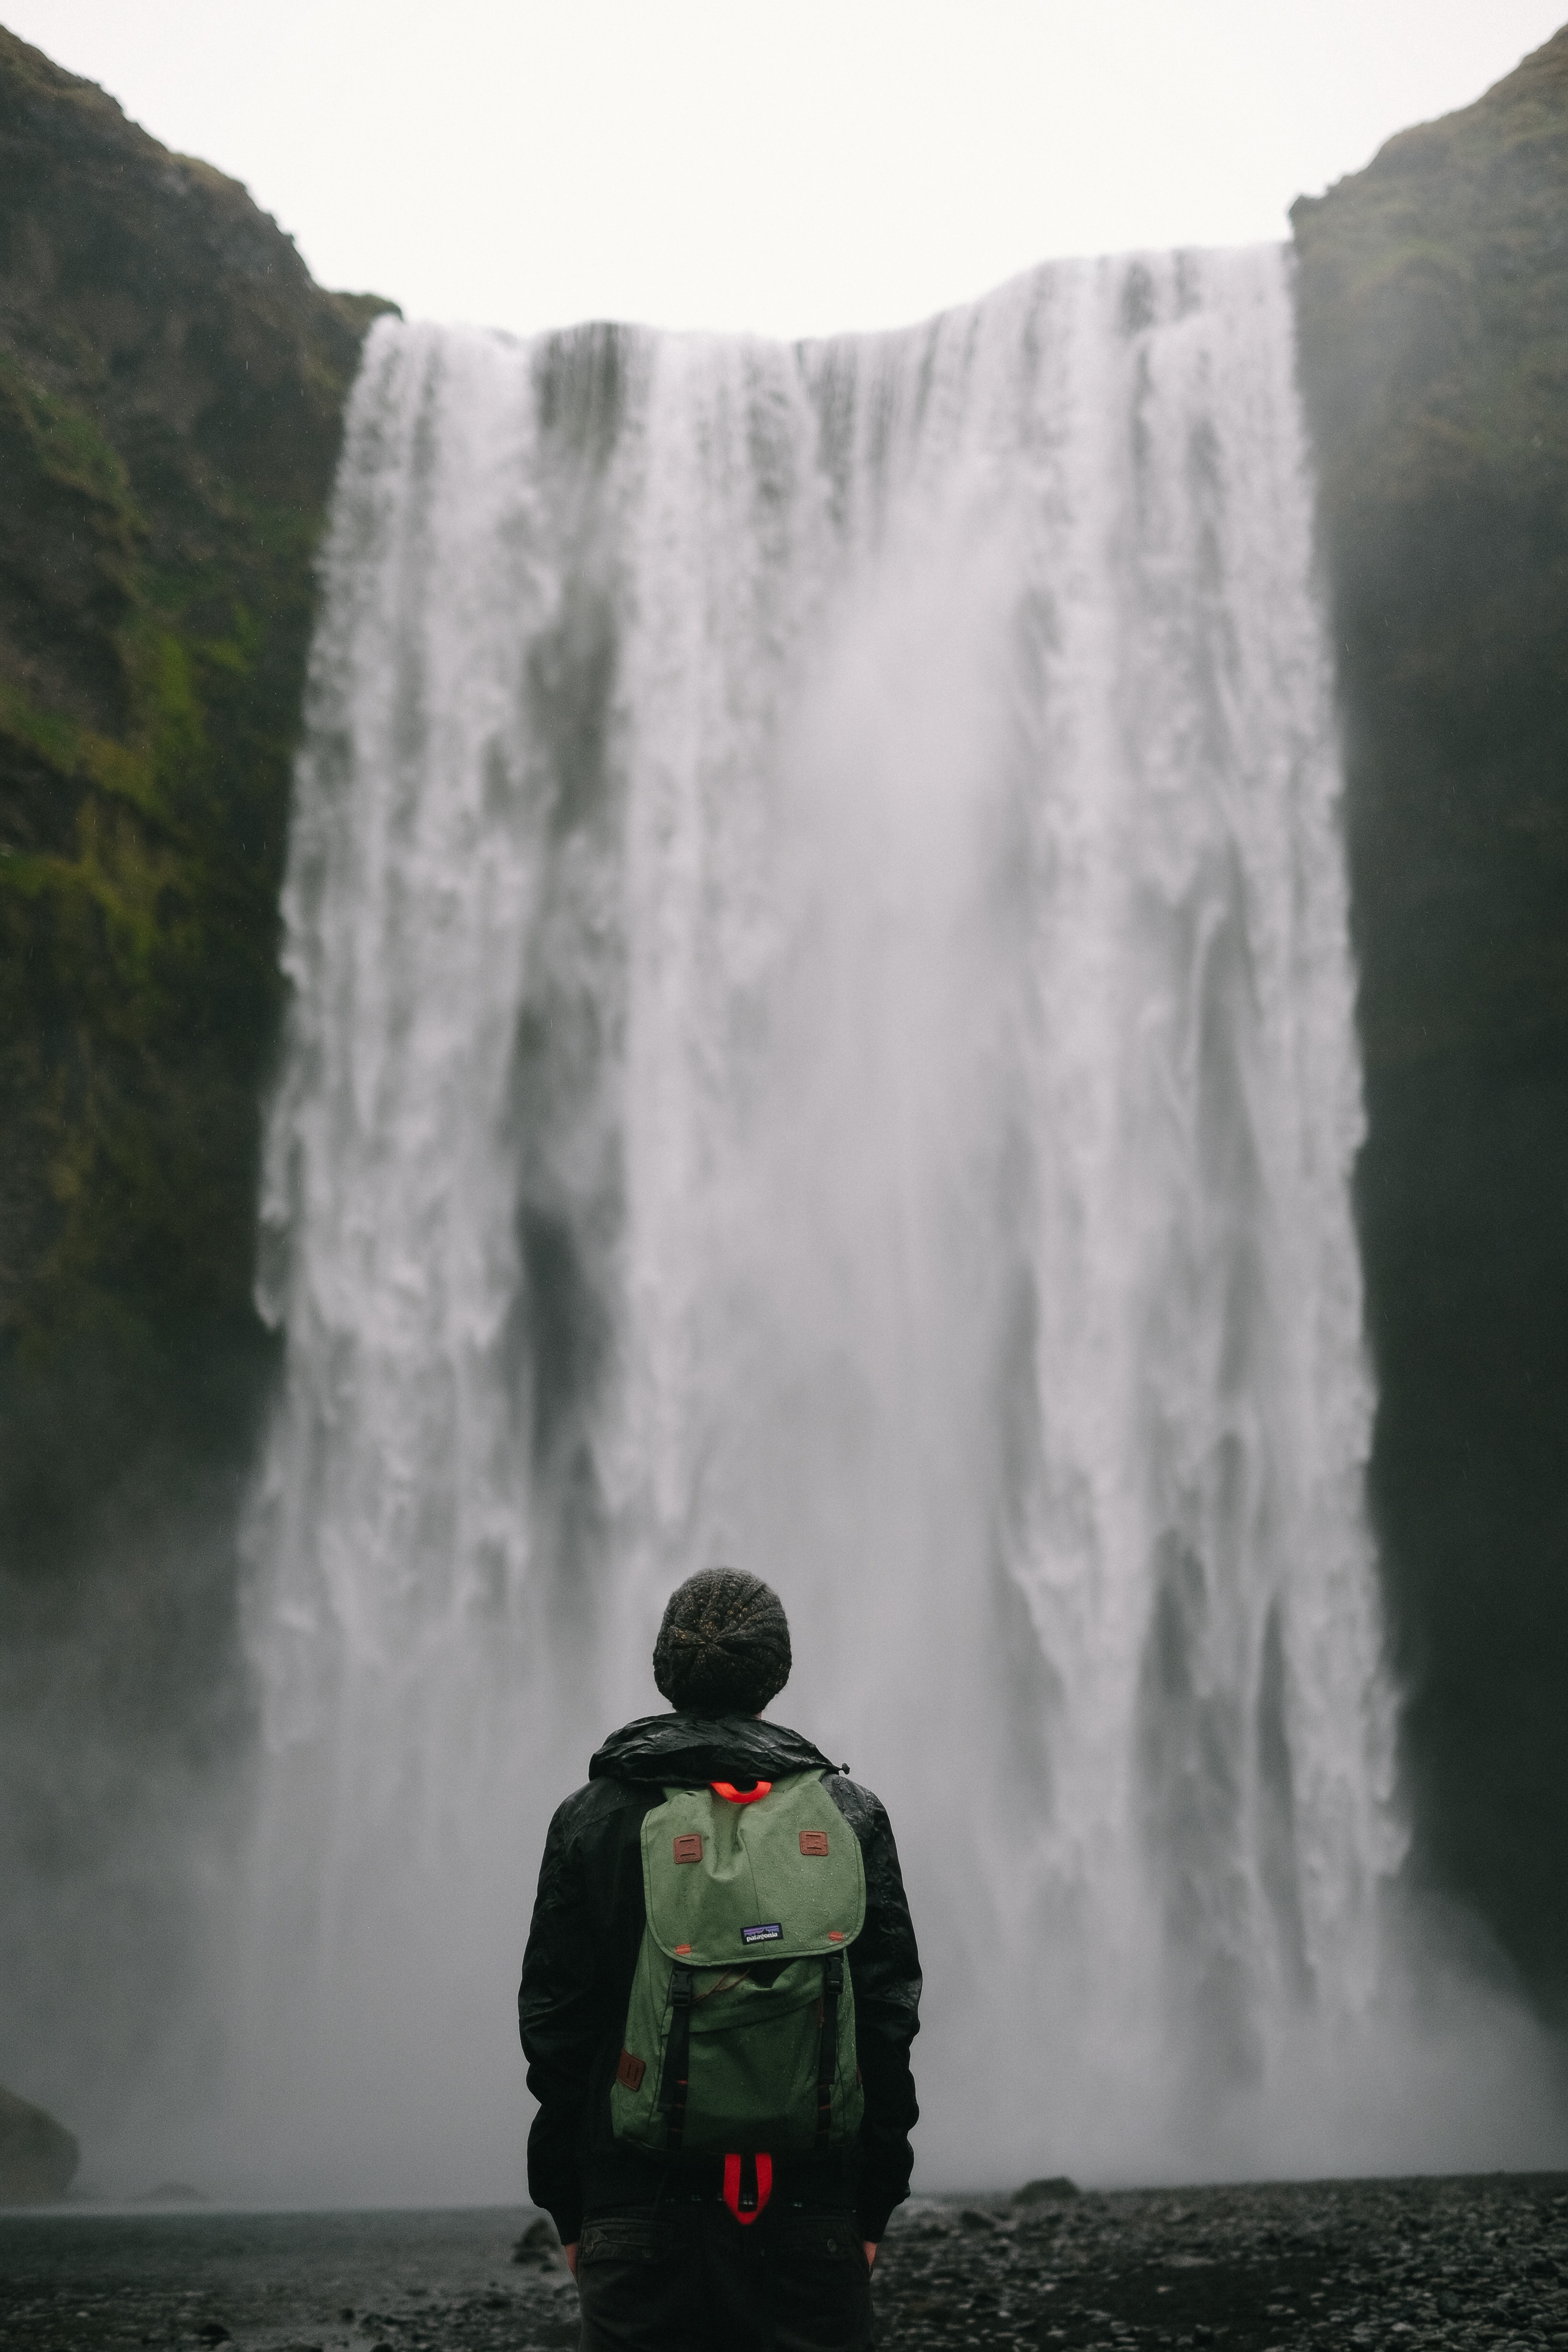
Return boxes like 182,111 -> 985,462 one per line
815,1950 -> 844,2150
662,1964 -> 696,2151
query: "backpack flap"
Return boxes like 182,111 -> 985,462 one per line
640,1772 -> 866,1965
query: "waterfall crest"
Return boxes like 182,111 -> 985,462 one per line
231,248 -> 1421,2198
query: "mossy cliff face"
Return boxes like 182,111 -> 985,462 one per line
0,27 -> 391,2102
1293,28 -> 1568,2015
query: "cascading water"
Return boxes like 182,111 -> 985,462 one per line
216,245 -> 1546,2205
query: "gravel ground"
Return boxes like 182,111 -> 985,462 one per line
873,2173 -> 1568,2351
2,2172 -> 1566,2351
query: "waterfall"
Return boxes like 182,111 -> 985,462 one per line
226,246 -> 1416,2202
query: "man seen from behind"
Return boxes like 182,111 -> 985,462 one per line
519,1567 -> 922,2350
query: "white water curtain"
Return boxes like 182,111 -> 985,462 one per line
212,249 -> 1537,2204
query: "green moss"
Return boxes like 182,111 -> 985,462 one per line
1,578 -> 293,1347
79,730 -> 158,814
0,680 -> 81,776
0,352 -> 143,556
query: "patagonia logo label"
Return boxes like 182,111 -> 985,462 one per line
673,1833 -> 703,1864
741,1922 -> 783,1945
799,1830 -> 829,1856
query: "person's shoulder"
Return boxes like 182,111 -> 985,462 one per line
549,1772 -> 654,1847
821,1769 -> 894,1844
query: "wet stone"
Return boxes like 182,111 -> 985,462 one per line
869,2174 -> 1568,2352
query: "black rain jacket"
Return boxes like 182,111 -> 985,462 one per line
518,1711 -> 921,2244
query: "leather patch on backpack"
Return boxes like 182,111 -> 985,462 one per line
616,2048 -> 647,2093
799,1830 -> 830,1856
673,1833 -> 703,1863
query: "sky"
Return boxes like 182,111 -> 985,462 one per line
8,0 -> 1567,339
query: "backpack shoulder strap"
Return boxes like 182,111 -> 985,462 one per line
662,1960 -> 696,2151
814,1948 -> 845,2149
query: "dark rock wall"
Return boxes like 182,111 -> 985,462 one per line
0,27 -> 392,2104
0,2082 -> 78,2205
1293,27 -> 1568,2015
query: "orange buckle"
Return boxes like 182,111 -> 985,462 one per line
710,1778 -> 772,1805
723,2151 -> 773,2226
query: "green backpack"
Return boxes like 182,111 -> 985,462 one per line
610,1770 -> 867,2197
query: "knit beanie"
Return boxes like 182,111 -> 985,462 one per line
653,1568 -> 792,1718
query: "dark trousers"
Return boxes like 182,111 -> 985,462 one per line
576,2200 -> 874,2352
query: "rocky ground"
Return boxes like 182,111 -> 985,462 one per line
874,2173 -> 1568,2351
1,2173 -> 1566,2351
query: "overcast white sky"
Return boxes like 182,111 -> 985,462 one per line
8,2 -> 1566,338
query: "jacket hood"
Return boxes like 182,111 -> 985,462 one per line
588,1711 -> 841,1788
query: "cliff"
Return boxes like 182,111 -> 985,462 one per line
1293,27 -> 1568,2011
0,26 -> 391,2096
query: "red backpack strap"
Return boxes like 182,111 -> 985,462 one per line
723,2151 -> 773,2225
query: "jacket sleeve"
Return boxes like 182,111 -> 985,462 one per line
829,1776 -> 922,2241
518,1798 -> 600,2243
